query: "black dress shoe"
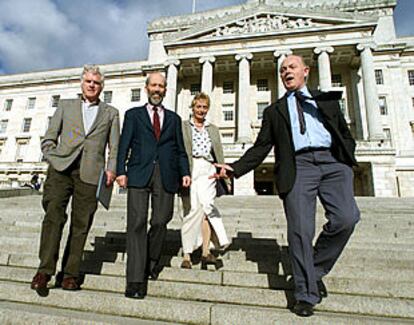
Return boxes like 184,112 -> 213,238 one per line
317,280 -> 328,298
125,282 -> 147,299
292,301 -> 314,317
148,260 -> 162,280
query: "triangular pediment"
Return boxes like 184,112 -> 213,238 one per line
163,5 -> 376,44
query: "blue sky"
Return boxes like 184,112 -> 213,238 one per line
0,0 -> 412,75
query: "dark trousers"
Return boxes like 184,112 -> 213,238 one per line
126,164 -> 174,283
38,164 -> 98,278
283,150 -> 360,305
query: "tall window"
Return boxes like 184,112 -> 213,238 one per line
331,74 -> 343,87
4,99 -> 13,111
375,69 -> 384,85
257,102 -> 268,120
412,98 -> 414,110
27,97 -> 36,110
131,88 -> 141,102
22,118 -> 32,132
223,81 -> 234,94
0,120 -> 8,134
15,140 -> 28,162
222,103 -> 234,121
408,70 -> 414,86
190,84 -> 201,95
257,79 -> 269,91
383,128 -> 392,145
103,91 -> 113,103
51,95 -> 60,107
379,96 -> 388,115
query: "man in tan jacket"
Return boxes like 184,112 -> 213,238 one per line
31,65 -> 120,296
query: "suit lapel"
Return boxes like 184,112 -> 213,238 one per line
138,105 -> 154,134
161,109 -> 173,136
276,94 -> 291,128
75,99 -> 86,136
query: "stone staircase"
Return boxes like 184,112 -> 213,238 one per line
0,195 -> 413,324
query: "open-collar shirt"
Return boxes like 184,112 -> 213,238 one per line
82,99 -> 99,135
190,119 -> 213,162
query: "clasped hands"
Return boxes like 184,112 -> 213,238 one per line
209,163 -> 234,180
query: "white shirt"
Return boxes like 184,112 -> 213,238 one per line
190,119 -> 213,162
146,103 -> 165,129
82,100 -> 99,135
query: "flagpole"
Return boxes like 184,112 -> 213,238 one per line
192,0 -> 196,13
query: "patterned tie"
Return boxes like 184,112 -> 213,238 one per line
294,91 -> 307,135
153,106 -> 161,141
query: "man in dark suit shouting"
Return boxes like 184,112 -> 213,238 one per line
215,55 -> 360,317
116,72 -> 191,299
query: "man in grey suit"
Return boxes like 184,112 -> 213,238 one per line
215,55 -> 360,317
31,65 -> 120,296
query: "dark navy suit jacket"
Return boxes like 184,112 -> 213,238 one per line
116,105 -> 190,193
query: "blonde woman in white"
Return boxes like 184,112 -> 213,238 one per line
180,92 -> 231,269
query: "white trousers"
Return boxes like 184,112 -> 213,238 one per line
181,158 -> 230,254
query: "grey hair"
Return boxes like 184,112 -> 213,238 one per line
81,64 -> 104,86
145,72 -> 167,87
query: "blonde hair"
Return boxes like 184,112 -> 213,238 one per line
191,92 -> 210,108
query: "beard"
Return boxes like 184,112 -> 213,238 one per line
148,92 -> 164,106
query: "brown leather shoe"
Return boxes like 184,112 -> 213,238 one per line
180,260 -> 192,269
31,272 -> 51,297
201,253 -> 217,269
61,277 -> 80,291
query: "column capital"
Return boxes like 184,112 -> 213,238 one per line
199,56 -> 216,64
356,42 -> 377,52
313,46 -> 334,55
235,52 -> 253,62
164,58 -> 180,67
273,49 -> 292,58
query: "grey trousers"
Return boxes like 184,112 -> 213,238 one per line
126,164 -> 174,283
283,150 -> 360,305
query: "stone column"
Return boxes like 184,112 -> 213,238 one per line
199,56 -> 216,95
235,53 -> 253,143
273,50 -> 292,98
357,43 -> 384,140
314,46 -> 334,91
164,58 -> 180,111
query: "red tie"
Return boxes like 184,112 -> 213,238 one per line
153,106 -> 161,141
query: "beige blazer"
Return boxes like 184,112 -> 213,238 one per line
182,120 -> 230,186
42,98 -> 120,185
182,120 -> 223,168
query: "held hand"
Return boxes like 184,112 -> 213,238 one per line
209,163 -> 234,179
105,170 -> 116,187
116,175 -> 128,189
182,176 -> 191,188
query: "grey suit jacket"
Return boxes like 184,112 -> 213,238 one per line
42,98 -> 120,185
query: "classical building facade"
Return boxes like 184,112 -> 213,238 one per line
0,0 -> 413,196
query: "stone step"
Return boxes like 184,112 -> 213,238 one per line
1,281 -> 409,325
4,250 -> 413,297
0,301 -> 170,325
1,267 -> 414,320
2,261 -> 412,301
